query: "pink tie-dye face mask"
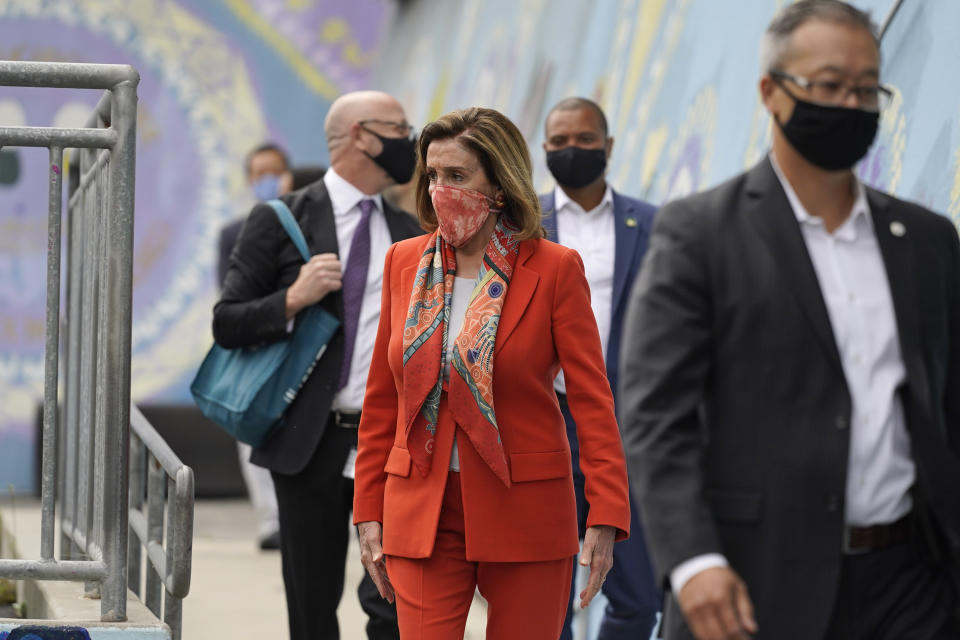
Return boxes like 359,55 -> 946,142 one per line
431,185 -> 501,248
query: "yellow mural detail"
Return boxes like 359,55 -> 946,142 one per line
612,0 -> 688,196
881,89 -> 907,195
428,69 -> 451,122
639,125 -> 669,193
321,17 -> 349,43
658,85 -> 717,201
615,0 -> 667,133
224,0 -> 340,99
286,0 -> 313,9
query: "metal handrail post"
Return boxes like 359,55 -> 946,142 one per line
99,75 -> 137,622
75,146 -> 97,569
61,146 -> 85,562
41,146 -> 64,560
144,458 -> 165,618
127,433 -> 144,598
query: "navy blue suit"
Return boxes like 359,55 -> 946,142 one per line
541,188 -> 661,640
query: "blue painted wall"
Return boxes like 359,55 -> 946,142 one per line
375,0 -> 960,221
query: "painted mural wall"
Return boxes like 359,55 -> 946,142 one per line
1,0 -> 958,491
375,0 -> 960,220
0,0 -> 394,491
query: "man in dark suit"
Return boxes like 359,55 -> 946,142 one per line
539,97 -> 660,640
214,91 -> 423,640
619,2 -> 960,639
217,142 -> 294,552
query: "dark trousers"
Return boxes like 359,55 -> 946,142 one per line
271,420 -> 399,640
557,393 -> 661,640
824,536 -> 957,640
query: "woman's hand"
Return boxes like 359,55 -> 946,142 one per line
578,524 -> 616,609
357,520 -> 395,603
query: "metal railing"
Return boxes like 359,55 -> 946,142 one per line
0,61 -> 193,637
128,406 -> 194,640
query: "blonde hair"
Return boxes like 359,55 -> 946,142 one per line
415,107 -> 544,240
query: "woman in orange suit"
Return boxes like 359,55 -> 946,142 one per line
353,107 -> 631,639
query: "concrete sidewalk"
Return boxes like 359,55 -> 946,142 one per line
1,497 -> 488,638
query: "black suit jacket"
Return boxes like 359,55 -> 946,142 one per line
213,179 -> 423,475
217,218 -> 244,286
619,157 -> 960,639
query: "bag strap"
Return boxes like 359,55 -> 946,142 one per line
266,199 -> 311,263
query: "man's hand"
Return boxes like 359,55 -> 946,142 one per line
578,524 -> 616,609
678,566 -> 757,640
285,253 -> 342,319
357,521 -> 394,603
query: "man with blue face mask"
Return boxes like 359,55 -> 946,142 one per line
218,143 -> 295,287
215,142 -> 293,553
620,2 -> 960,639
248,142 -> 294,202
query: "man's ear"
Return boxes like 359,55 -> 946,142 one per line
605,136 -> 614,161
351,122 -> 373,154
279,170 -> 294,195
759,75 -> 776,111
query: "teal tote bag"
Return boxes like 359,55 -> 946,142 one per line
190,199 -> 340,446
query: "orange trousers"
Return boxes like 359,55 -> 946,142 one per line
386,472 -> 574,639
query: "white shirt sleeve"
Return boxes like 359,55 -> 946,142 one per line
670,553 -> 729,595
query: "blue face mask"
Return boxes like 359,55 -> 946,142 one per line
252,173 -> 282,201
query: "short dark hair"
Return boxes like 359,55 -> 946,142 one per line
762,0 -> 879,72
545,97 -> 609,138
244,142 -> 290,176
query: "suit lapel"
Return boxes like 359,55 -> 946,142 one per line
868,190 -> 930,404
494,240 -> 538,354
540,191 -> 558,242
301,179 -> 339,256
383,200 -> 418,242
299,180 -> 342,318
744,158 -> 844,374
611,191 -> 640,319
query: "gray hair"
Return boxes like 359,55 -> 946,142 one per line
760,0 -> 879,74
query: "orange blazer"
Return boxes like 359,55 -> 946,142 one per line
353,234 -> 631,563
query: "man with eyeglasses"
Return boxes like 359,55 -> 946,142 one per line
214,91 -> 423,640
619,2 -> 960,639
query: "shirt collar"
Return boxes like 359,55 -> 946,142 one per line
554,183 -> 613,215
323,167 -> 384,217
769,152 -> 871,241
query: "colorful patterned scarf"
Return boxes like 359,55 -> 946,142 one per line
402,215 -> 520,486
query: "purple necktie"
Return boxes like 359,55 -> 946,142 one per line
338,198 -> 375,390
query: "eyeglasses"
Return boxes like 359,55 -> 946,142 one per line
358,119 -> 415,139
771,70 -> 893,112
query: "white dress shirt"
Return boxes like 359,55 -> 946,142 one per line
323,168 -> 392,412
553,185 -> 615,394
671,155 -> 916,595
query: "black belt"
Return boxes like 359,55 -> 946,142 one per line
330,410 -> 361,428
843,514 -> 911,553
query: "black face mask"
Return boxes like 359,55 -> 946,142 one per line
776,98 -> 878,171
546,146 -> 607,188
365,131 -> 417,184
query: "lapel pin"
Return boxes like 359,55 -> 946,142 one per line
889,221 -> 906,237
625,217 -> 638,228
